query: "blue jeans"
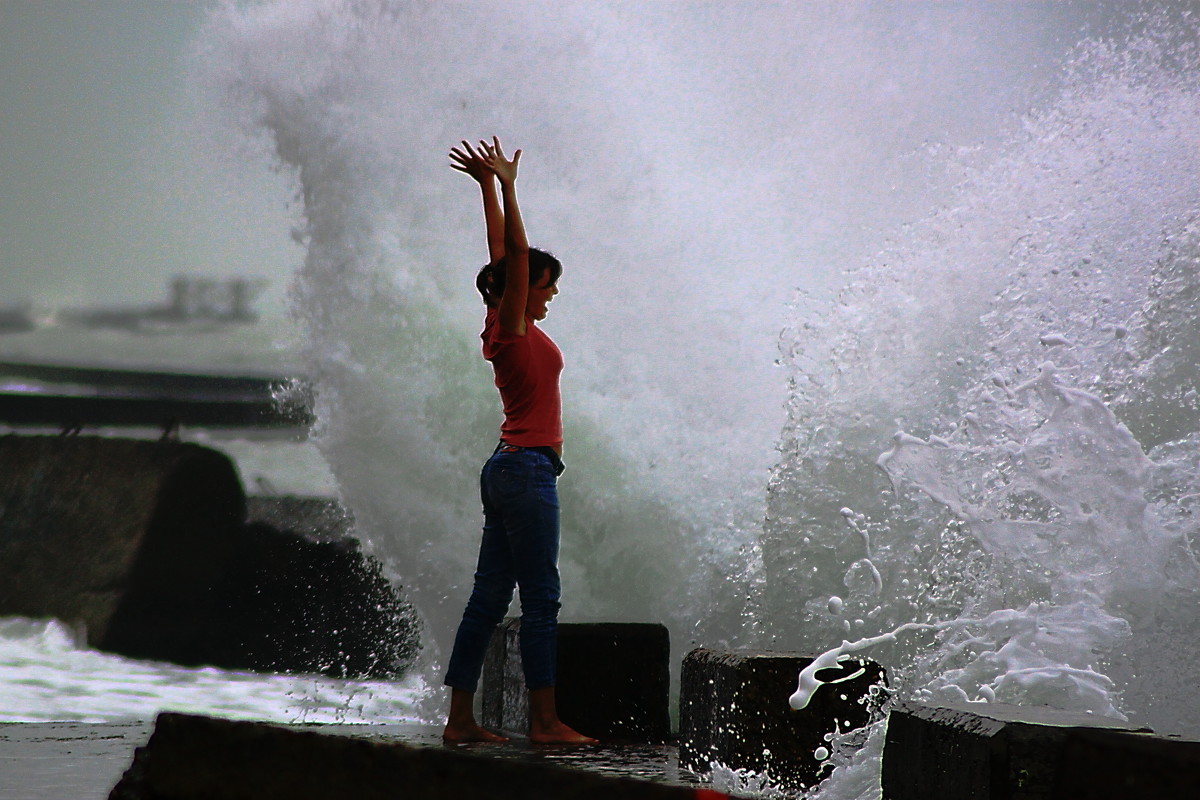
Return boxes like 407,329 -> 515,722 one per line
444,446 -> 562,692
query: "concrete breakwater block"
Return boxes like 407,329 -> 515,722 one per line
679,648 -> 886,792
0,436 -> 244,654
882,699 -> 1200,799
481,619 -> 672,742
0,435 -> 415,677
108,712 -> 732,800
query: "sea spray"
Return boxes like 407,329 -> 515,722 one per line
189,2 -> 1200,791
763,13 -> 1200,796
195,0 -> 776,705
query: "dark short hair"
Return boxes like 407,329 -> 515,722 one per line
476,247 -> 562,306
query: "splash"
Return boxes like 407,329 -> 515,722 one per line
193,4 -> 1200,794
193,0 -> 781,699
766,11 -> 1200,768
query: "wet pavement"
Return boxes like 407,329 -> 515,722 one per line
0,720 -> 711,800
0,721 -> 152,800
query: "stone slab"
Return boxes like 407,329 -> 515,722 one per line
679,648 -> 887,792
107,712 -> 736,799
881,699 -> 1200,799
481,619 -> 672,742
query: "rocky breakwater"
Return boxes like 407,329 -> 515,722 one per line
0,435 -> 416,677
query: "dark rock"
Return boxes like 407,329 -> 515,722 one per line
108,712 -> 724,800
482,618 -> 672,742
196,524 -> 417,678
679,648 -> 886,792
880,700 -> 1200,800
0,435 -> 416,677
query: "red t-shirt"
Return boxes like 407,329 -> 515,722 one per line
481,308 -> 563,448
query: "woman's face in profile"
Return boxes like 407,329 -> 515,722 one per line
526,275 -> 559,320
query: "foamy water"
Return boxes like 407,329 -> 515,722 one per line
0,617 -> 424,724
762,12 -> 1200,796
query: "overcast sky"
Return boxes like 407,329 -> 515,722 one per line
0,0 -> 1150,318
0,1 -> 297,312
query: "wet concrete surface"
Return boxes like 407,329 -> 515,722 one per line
0,720 -> 708,800
0,721 -> 153,800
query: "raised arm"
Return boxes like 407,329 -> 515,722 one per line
478,138 -> 529,335
449,140 -> 504,262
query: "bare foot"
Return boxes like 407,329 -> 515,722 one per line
442,722 -> 509,744
529,721 -> 598,745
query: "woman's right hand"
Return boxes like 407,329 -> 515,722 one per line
478,136 -> 521,186
448,140 -> 493,185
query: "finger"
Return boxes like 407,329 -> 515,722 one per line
462,140 -> 481,158
450,164 -> 468,173
492,135 -> 505,158
479,139 -> 495,155
511,148 -> 522,165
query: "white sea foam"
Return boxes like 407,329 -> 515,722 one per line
765,12 -> 1200,797
0,617 -> 424,724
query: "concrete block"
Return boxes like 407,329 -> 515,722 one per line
481,619 -> 672,742
881,700 -> 1200,799
108,712 -> 728,800
679,648 -> 886,792
0,436 -> 415,677
1056,725 -> 1200,798
0,435 -> 245,653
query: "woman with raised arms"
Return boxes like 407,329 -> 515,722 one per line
441,137 -> 595,745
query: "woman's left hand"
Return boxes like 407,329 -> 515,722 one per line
478,137 -> 521,186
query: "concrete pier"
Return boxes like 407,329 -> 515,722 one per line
0,361 -> 311,431
0,721 -> 153,800
107,713 -> 733,799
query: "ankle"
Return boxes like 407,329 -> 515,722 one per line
446,688 -> 478,725
527,686 -> 558,724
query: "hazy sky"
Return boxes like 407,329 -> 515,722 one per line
0,1 -> 297,311
0,0 -> 1146,317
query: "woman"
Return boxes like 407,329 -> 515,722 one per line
442,138 -> 595,745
